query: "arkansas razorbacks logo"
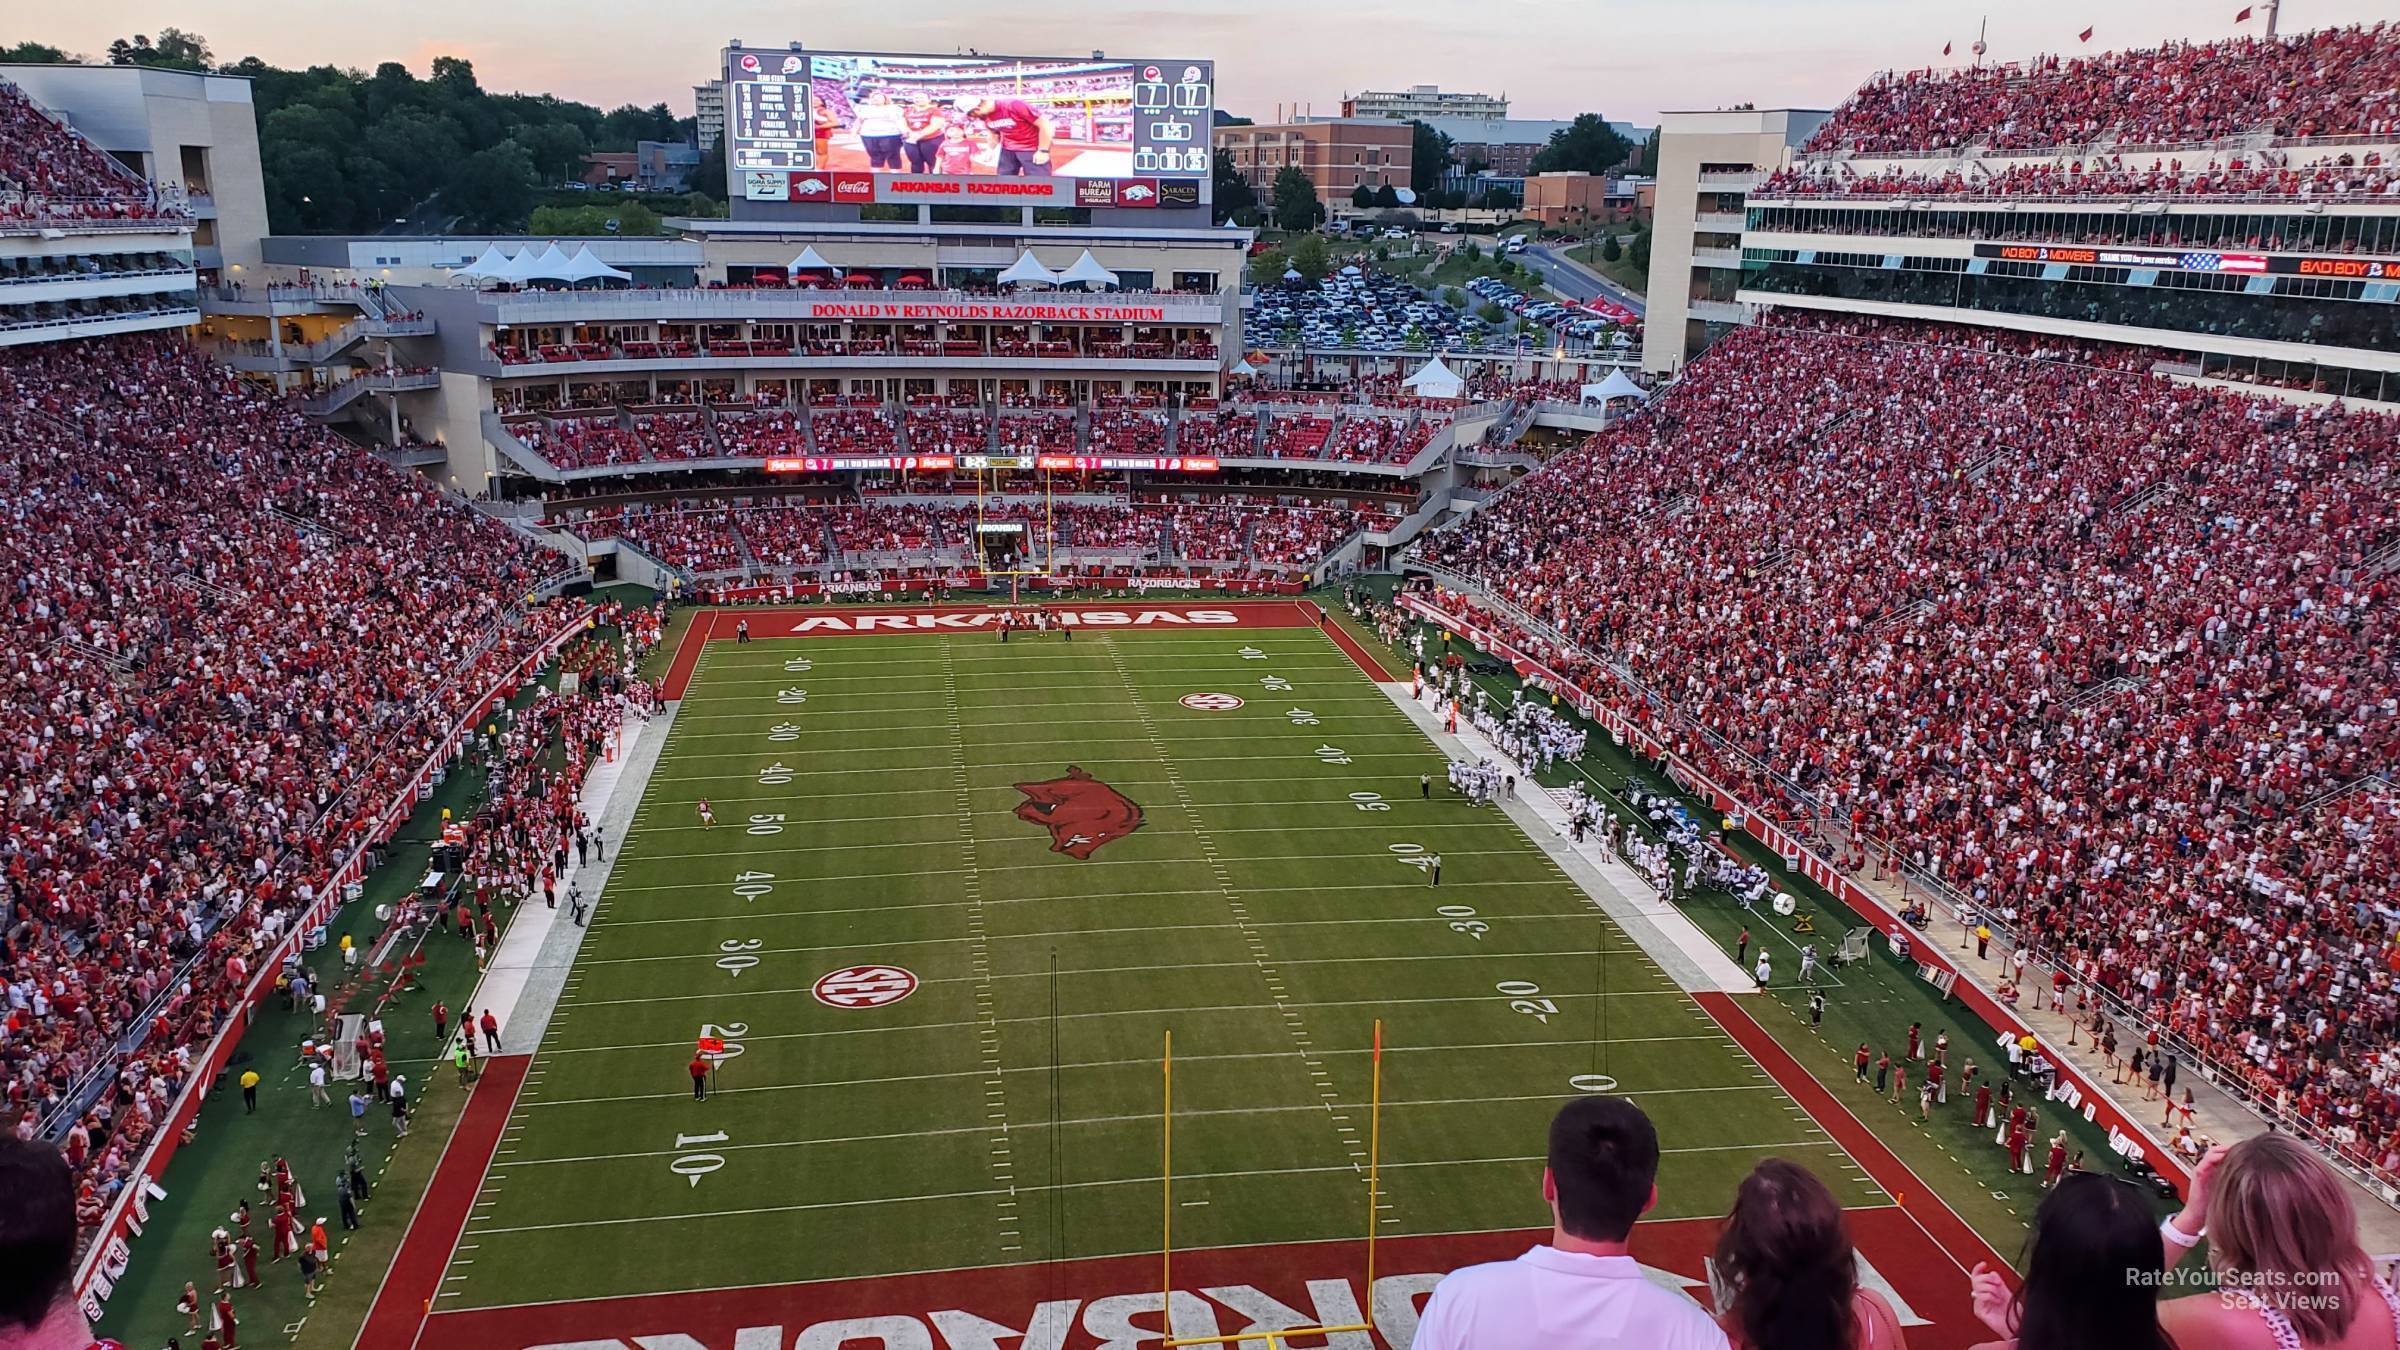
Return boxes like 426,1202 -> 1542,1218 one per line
1012,766 -> 1145,860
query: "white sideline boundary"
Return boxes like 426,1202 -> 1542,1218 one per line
467,703 -> 673,1055
1372,679 -> 1759,995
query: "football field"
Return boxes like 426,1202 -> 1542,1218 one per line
366,601 -> 1993,1348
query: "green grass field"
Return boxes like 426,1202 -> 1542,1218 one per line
440,619 -> 1883,1307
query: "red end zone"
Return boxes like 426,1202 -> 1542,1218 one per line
661,601 -> 1346,699
355,1001 -> 2011,1350
371,1206 -> 1985,1349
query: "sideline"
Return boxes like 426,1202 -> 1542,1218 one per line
352,1055 -> 530,1350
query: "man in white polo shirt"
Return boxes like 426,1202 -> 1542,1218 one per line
1413,1096 -> 1730,1350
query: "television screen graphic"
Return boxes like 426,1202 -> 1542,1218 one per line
726,48 -> 1213,207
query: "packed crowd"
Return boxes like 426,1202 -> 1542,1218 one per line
635,411 -> 715,463
1762,151 -> 2399,202
1249,503 -> 1370,564
904,407 -> 990,455
1262,414 -> 1334,459
996,411 -> 1078,456
1419,320 -> 2400,1173
1168,503 -> 1254,560
1324,413 -> 1434,465
0,334 -> 566,1217
810,406 -> 900,456
560,494 -> 1377,574
711,408 -> 809,458
1088,409 -> 1170,456
1804,24 -> 2400,155
0,81 -> 180,227
1172,409 -> 1262,457
517,416 -> 648,470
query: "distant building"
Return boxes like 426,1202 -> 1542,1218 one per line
1213,119 -> 1412,209
637,140 -> 701,192
1523,172 -> 1654,227
1415,115 -> 1653,182
1417,116 -> 1569,179
1642,107 -> 1829,374
1342,85 -> 1507,123
693,79 -> 725,152
581,152 -> 637,187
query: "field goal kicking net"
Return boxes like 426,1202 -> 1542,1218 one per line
1159,1023 -> 1389,1349
330,1013 -> 366,1081
1837,926 -> 1874,966
973,457 -> 1057,578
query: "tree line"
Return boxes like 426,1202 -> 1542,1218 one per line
0,32 -> 708,233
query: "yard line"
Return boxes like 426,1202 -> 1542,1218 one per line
625,814 -> 1517,841
612,846 -> 1532,871
463,1141 -> 1835,1237
508,1084 -> 1785,1151
583,909 -> 1626,945
517,1073 -> 1781,1113
539,1029 -> 1736,1060
573,943 -> 1676,980
592,875 -> 1571,908
567,981 -> 1697,1013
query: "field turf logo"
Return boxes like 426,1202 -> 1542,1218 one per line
1012,766 -> 1145,860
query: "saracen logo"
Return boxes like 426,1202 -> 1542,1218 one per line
791,175 -> 831,197
1013,767 -> 1145,860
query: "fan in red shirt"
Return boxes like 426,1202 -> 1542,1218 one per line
952,95 -> 1054,176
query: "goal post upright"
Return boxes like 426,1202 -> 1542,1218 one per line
1158,1020 -> 1385,1349
973,455 -> 1059,582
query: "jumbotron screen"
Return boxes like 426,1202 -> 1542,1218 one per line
725,48 -> 1213,209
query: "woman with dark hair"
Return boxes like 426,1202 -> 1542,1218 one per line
1968,1170 -> 2175,1350
1715,1158 -> 1905,1350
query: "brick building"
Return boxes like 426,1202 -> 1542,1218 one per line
1213,119 -> 1413,209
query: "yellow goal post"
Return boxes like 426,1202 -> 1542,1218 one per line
1158,1021 -> 1387,1348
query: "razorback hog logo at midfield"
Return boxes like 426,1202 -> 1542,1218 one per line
1012,766 -> 1145,860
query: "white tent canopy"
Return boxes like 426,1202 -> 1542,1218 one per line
527,243 -> 578,281
1402,356 -> 1465,400
787,245 -> 837,273
450,243 -> 512,279
485,248 -> 543,286
1580,368 -> 1647,404
996,251 -> 1058,287
1056,249 -> 1119,287
1281,267 -> 1303,282
561,246 -> 632,284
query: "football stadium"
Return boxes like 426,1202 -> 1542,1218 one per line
1,10 -> 2397,1350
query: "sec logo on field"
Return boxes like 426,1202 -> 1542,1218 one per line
812,965 -> 918,1009
1178,692 -> 1245,711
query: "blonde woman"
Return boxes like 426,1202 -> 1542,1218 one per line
2161,1137 -> 2400,1350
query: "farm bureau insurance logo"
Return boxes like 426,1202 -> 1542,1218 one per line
812,965 -> 919,1009
1012,766 -> 1145,860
